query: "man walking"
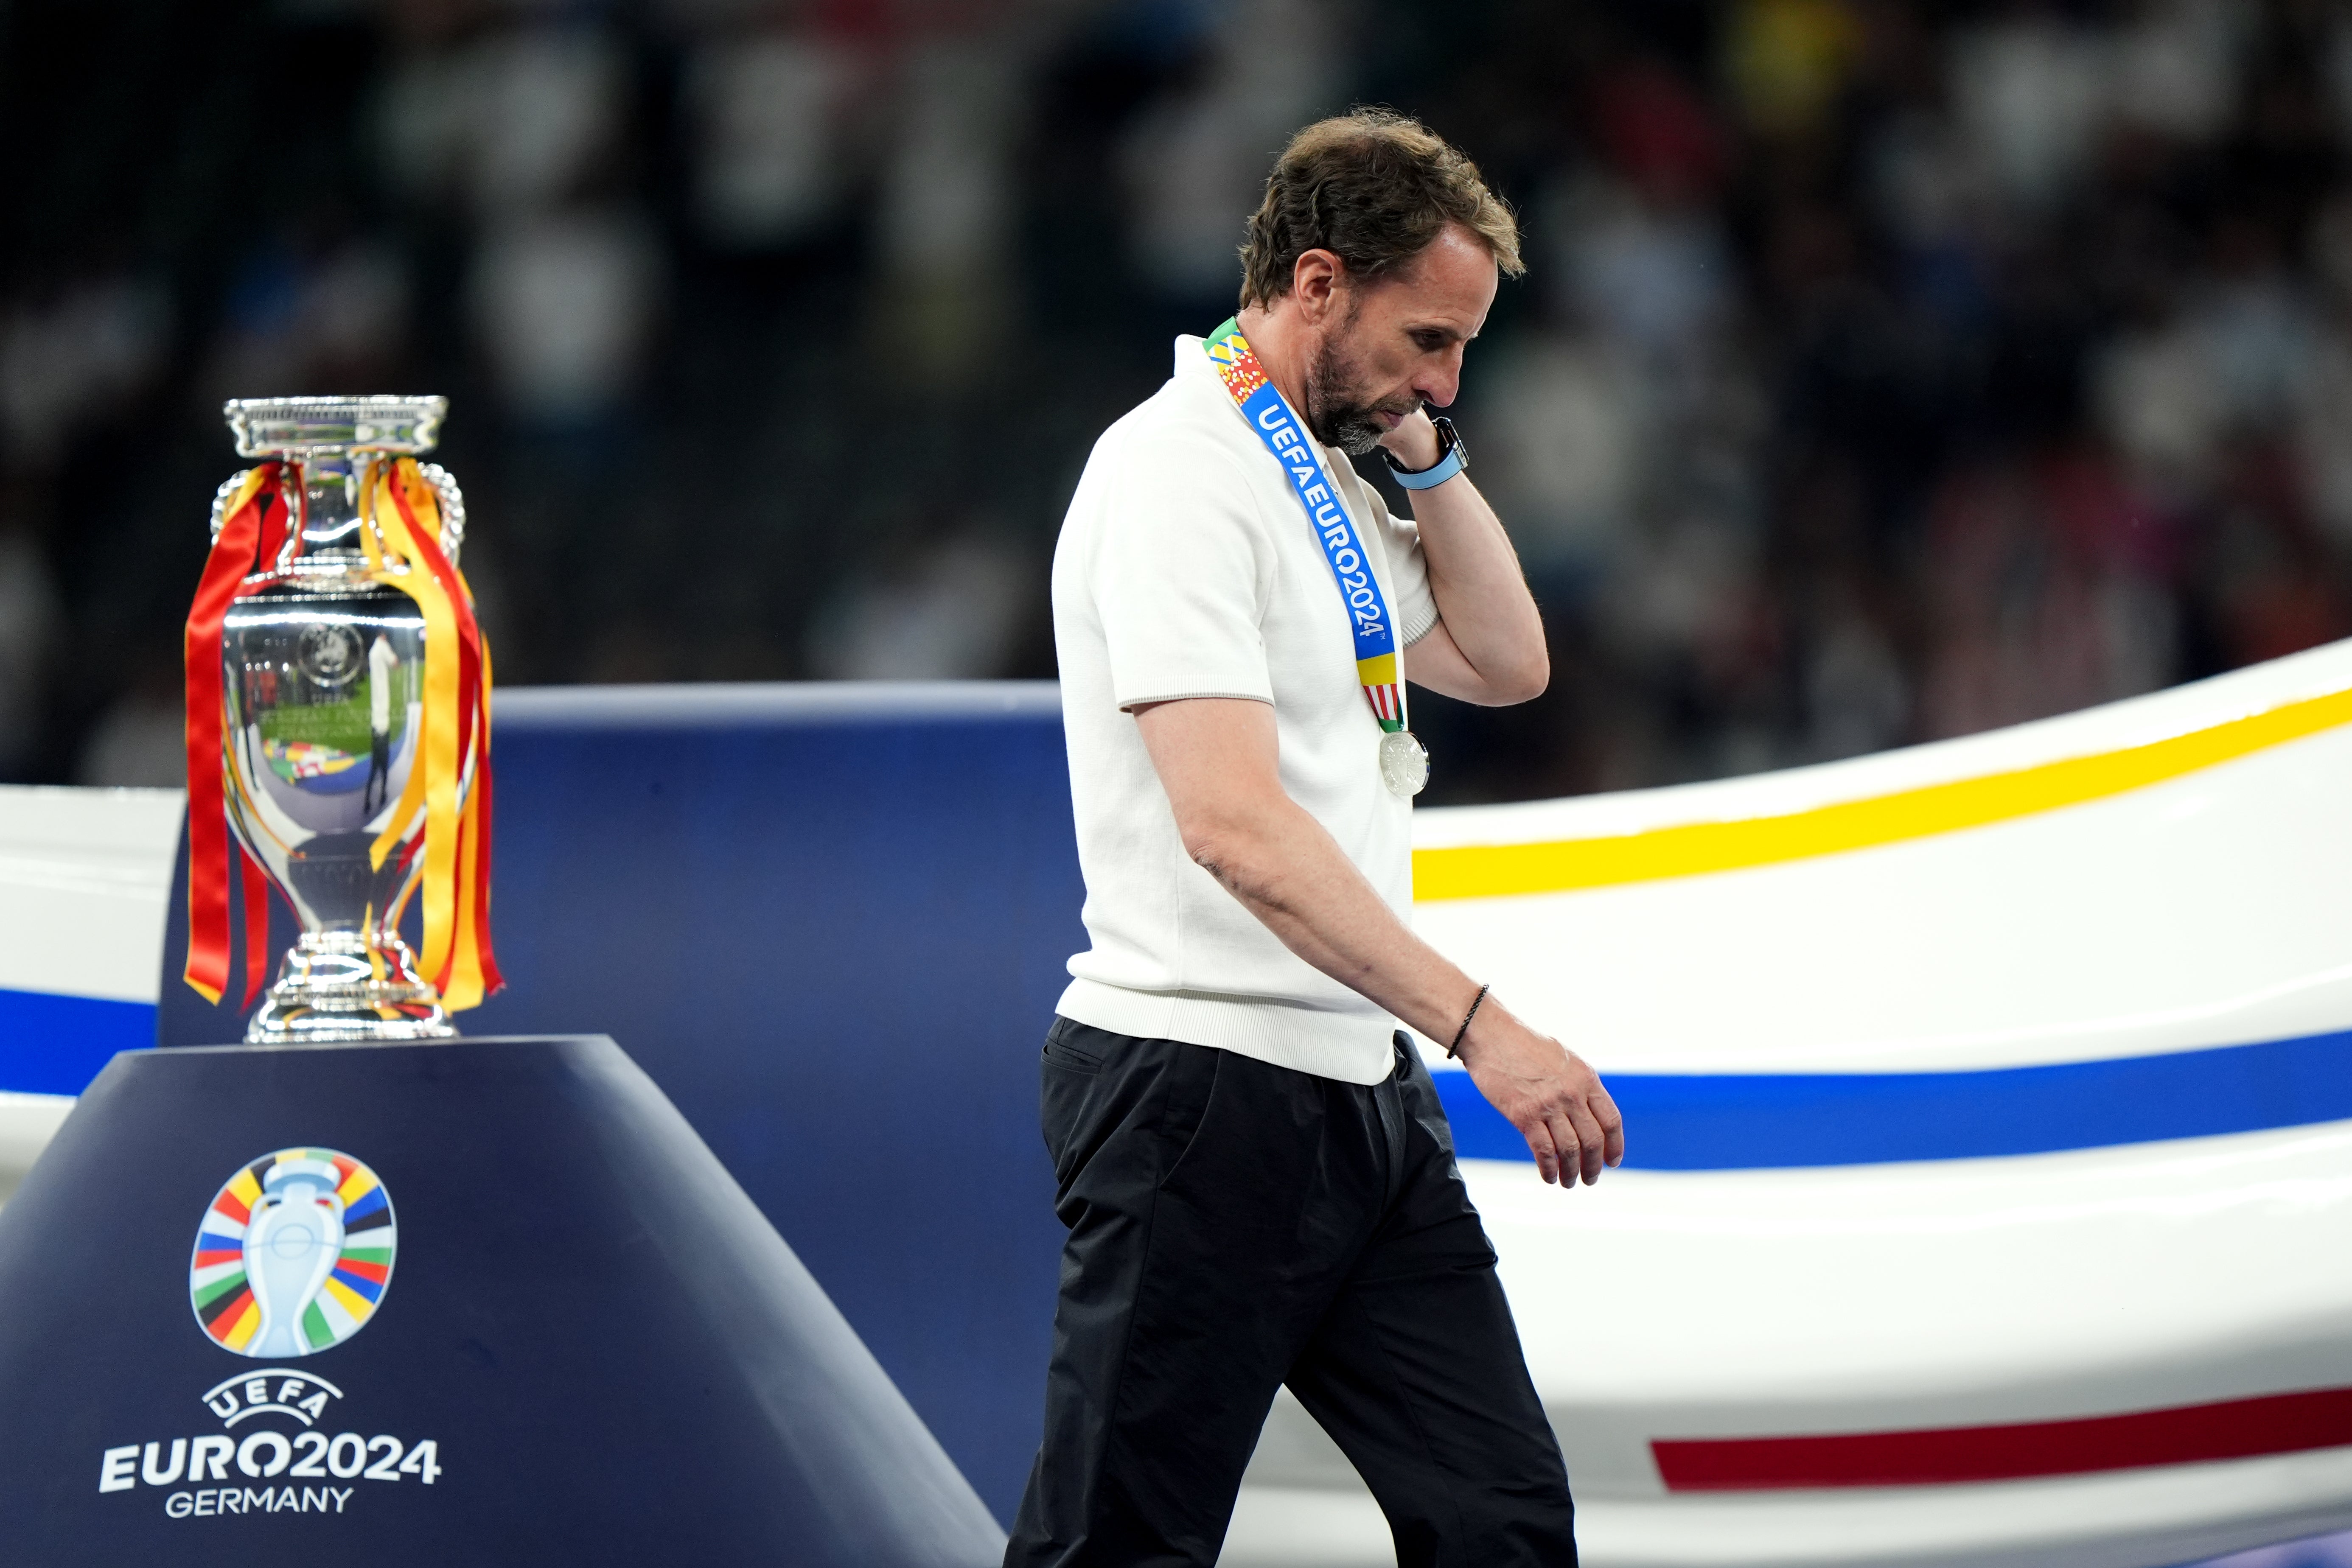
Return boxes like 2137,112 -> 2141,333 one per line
1011,110 -> 1623,1568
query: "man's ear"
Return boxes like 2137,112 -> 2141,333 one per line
1291,249 -> 1344,323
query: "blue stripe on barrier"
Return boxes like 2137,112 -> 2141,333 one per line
0,988 -> 156,1097
1433,1028 -> 2352,1170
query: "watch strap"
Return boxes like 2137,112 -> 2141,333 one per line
1385,416 -> 1467,490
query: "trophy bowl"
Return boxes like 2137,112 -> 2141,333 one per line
201,396 -> 485,1042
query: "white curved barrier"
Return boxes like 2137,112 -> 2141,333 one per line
1229,638 -> 2352,1567
0,784 -> 180,1200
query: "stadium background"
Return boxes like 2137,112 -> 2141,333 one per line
3,0 -> 2349,804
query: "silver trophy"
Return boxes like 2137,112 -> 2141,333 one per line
212,396 -> 473,1042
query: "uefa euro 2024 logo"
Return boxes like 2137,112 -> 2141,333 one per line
190,1148 -> 395,1357
95,1148 -> 437,1515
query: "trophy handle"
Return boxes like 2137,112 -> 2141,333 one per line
209,470 -> 255,542
418,462 -> 465,565
211,460 -> 464,563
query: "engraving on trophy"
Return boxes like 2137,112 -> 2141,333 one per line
294,623 -> 364,688
186,396 -> 497,1043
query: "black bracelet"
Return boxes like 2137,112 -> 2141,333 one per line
1447,983 -> 1491,1059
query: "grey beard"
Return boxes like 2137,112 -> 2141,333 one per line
1303,377 -> 1390,455
1313,402 -> 1390,456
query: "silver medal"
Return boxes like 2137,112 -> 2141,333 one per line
1379,729 -> 1429,798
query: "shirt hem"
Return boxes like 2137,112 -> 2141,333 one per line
1055,976 -> 1397,1086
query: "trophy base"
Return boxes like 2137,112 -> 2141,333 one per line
245,929 -> 457,1044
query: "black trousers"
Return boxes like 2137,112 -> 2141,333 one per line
1005,1018 -> 1576,1568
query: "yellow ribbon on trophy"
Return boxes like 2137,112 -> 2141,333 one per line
357,456 -> 499,1009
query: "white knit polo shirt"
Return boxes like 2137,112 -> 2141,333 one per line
1051,334 -> 1439,1086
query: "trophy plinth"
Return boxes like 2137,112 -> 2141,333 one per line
0,1036 -> 1006,1562
192,395 -> 493,1042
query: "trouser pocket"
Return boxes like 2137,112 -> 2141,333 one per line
1038,1025 -> 1105,1183
1041,1036 -> 1106,1073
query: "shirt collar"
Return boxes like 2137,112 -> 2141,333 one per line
1172,333 -> 1214,380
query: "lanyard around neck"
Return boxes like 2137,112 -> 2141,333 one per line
1203,319 -> 1406,734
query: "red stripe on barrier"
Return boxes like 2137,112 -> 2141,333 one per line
1653,1386 -> 2352,1490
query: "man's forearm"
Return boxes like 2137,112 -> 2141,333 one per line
1137,695 -> 1626,1185
1192,784 -> 1622,1185
1407,473 -> 1547,700
1189,790 -> 1479,1043
1375,411 -> 1545,701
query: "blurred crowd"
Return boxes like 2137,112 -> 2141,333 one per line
3,0 -> 2350,802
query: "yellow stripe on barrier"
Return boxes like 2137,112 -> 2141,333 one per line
1413,683 -> 2352,901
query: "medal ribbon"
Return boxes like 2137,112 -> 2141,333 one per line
182,463 -> 288,1005
1203,319 -> 1407,732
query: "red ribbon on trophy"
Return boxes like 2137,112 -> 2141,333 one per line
182,464 -> 288,1006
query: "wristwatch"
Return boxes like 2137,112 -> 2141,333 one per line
1383,416 -> 1467,490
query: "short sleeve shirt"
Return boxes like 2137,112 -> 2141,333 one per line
1051,334 -> 1438,1085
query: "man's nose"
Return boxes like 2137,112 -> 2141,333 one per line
1416,348 -> 1465,409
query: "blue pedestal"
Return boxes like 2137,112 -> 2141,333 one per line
0,1035 -> 1005,1566
155,683 -> 1080,1521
